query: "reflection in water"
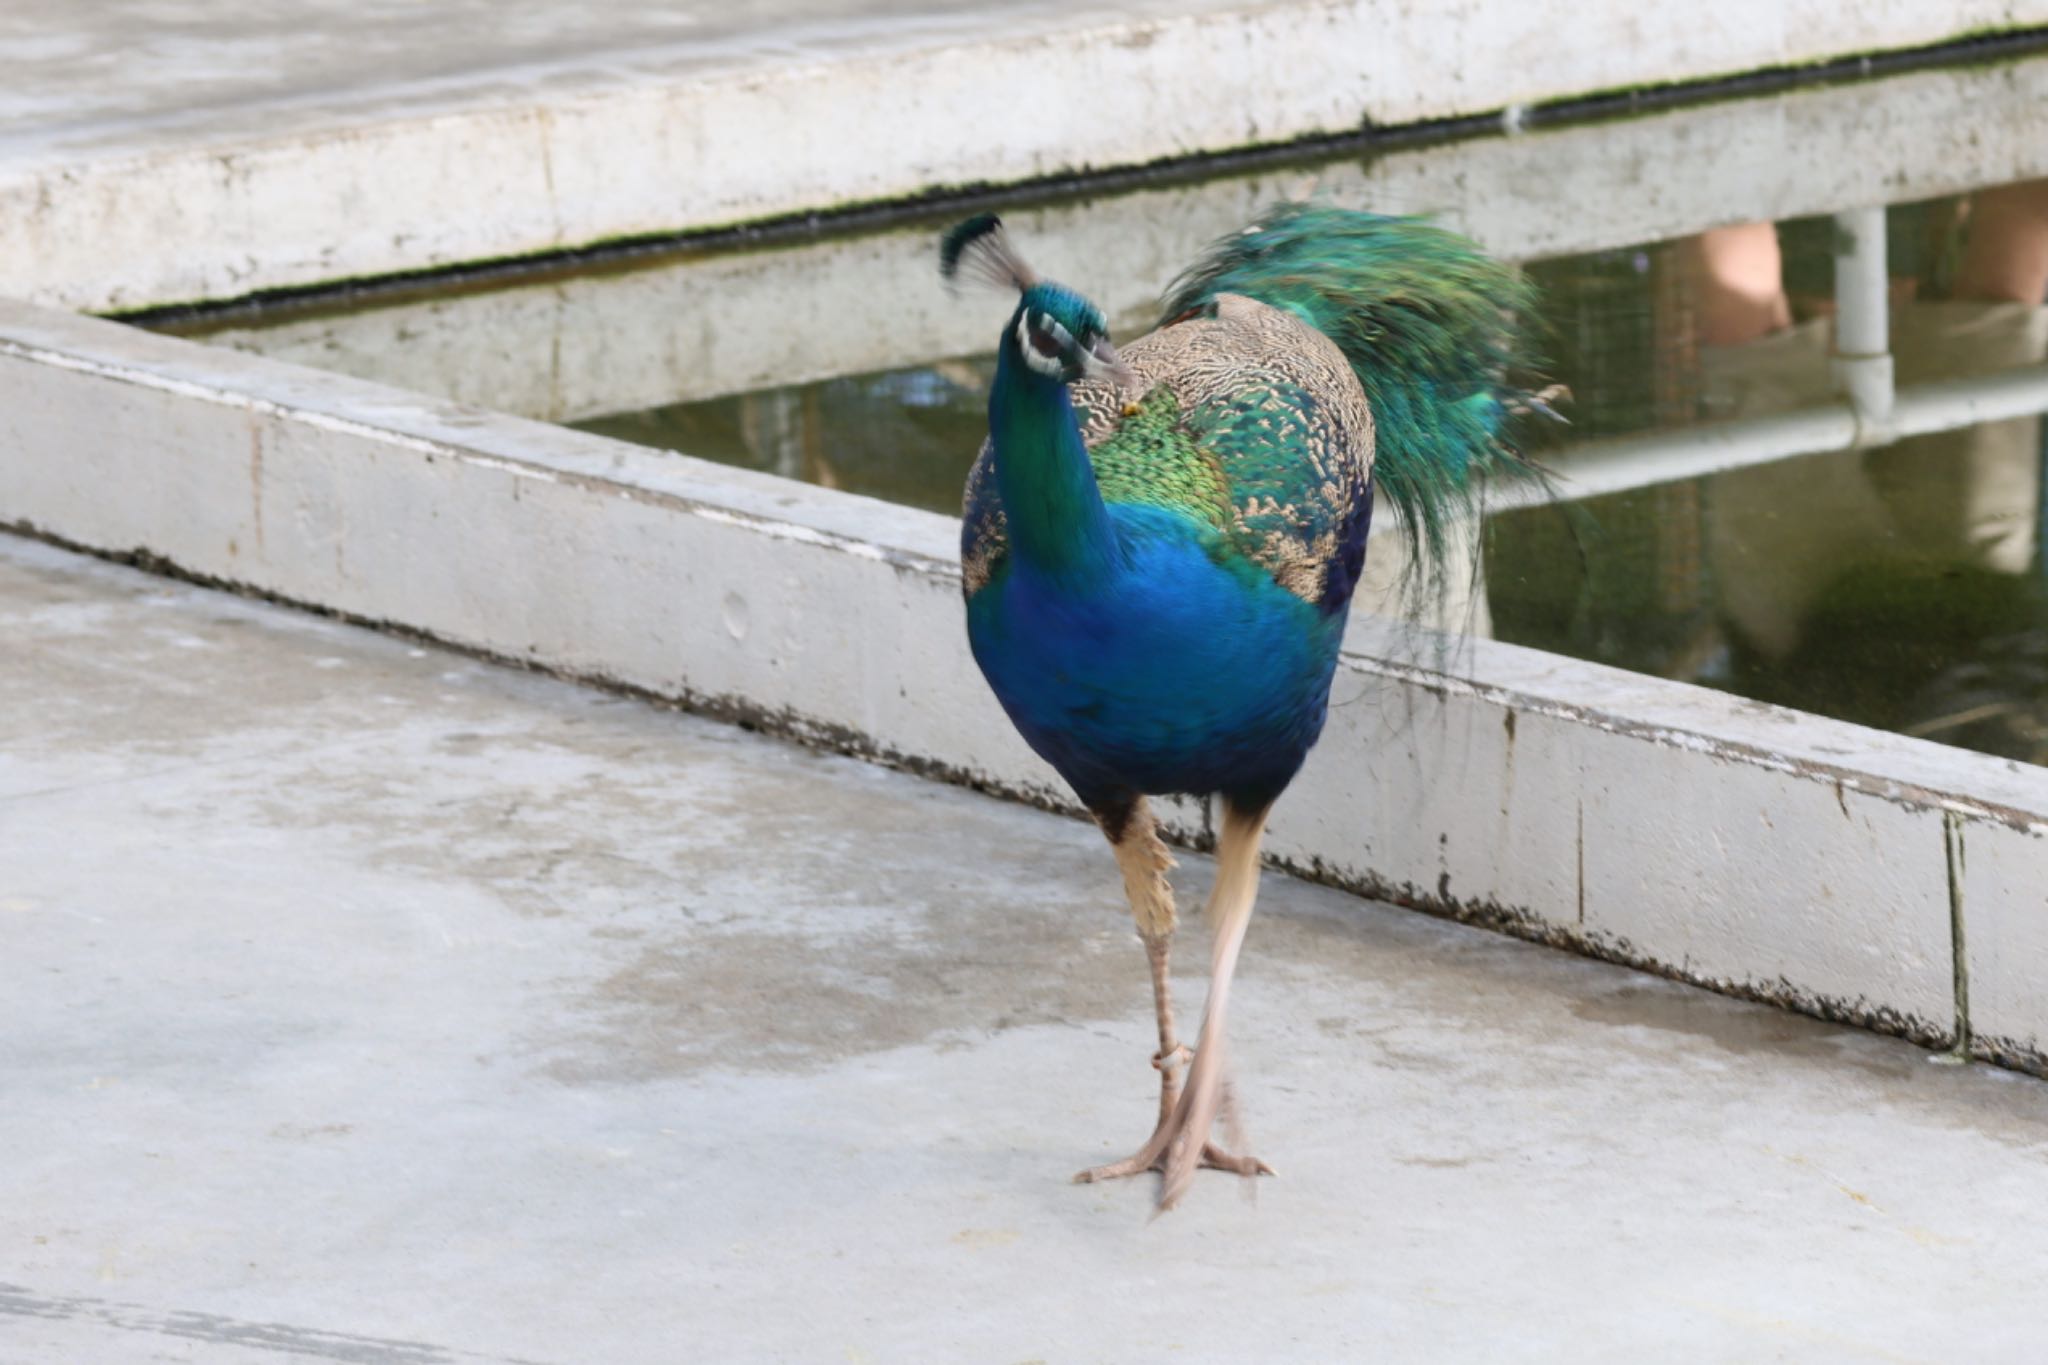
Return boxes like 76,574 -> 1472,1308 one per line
579,360 -> 991,515
1493,182 -> 2048,764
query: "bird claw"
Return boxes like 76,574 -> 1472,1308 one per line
1072,1055 -> 1272,1192
1072,1141 -> 1273,1186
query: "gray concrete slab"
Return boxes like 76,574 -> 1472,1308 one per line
5,530 -> 2048,1364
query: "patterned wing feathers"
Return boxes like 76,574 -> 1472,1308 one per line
963,295 -> 1375,604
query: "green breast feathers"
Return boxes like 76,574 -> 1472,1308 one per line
962,293 -> 1377,601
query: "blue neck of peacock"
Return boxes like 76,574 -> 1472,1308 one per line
987,338 -> 1119,584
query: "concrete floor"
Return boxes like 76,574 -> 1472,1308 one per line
5,531 -> 2048,1364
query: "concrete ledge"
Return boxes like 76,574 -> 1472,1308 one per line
7,1 -> 2048,313
177,55 -> 2048,422
7,298 -> 2047,1068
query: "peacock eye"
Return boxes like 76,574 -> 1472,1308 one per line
1014,312 -> 1073,377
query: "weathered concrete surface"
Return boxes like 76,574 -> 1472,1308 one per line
7,537 -> 2048,1364
6,0 -> 2048,312
9,297 -> 2048,1067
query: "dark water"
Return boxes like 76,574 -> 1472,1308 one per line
580,360 -> 993,516
1491,200 -> 2048,765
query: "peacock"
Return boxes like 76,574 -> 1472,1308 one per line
941,202 -> 1537,1209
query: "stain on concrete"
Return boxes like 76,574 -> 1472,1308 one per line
0,1281 -> 547,1364
1571,984 -> 2048,1153
1572,985 -> 1887,1067
542,879 -> 1154,1081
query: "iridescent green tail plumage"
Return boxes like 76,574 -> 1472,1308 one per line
1160,202 -> 1544,604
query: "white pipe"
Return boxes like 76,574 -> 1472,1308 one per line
1526,407 -> 1859,507
1830,205 -> 1896,437
1484,365 -> 2048,514
1890,366 -> 2048,439
1832,207 -> 1892,359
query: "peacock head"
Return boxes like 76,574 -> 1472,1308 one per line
939,213 -> 1135,389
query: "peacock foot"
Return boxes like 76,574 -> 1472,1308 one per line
1071,1049 -> 1275,1191
1071,1138 -> 1273,1186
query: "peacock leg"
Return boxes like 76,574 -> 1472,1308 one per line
1140,932 -> 1191,1128
1097,796 -> 1188,1127
1154,800 -> 1275,1208
1073,798 -> 1275,1195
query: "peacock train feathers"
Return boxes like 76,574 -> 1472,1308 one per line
1158,202 -> 1544,604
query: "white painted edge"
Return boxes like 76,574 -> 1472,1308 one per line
6,297 -> 2047,1066
7,0 -> 2048,313
176,54 -> 2048,425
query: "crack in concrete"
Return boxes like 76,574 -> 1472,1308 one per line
1944,810 -> 1972,1061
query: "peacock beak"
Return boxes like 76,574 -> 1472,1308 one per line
1086,337 -> 1138,389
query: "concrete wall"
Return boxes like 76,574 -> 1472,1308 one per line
7,0 -> 2048,314
179,56 -> 2048,425
7,298 -> 2046,1070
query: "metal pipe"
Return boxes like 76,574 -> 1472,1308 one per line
1832,207 -> 1892,359
1889,366 -> 2048,439
1484,365 -> 2048,513
1830,205 -> 1896,437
